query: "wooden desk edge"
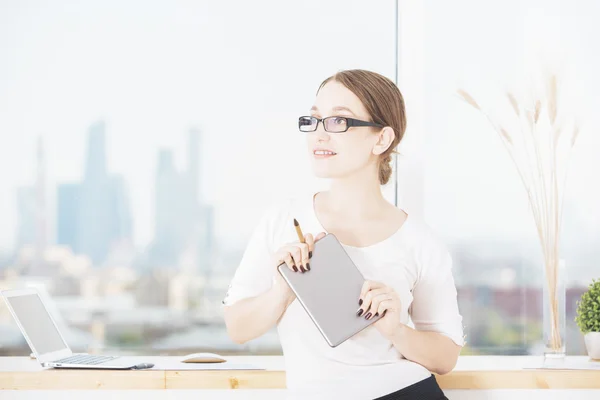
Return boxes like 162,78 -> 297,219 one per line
165,370 -> 286,389
0,370 -> 165,390
2,369 -> 600,390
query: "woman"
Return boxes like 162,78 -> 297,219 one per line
223,69 -> 464,399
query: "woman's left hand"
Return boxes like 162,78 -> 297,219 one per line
357,280 -> 402,340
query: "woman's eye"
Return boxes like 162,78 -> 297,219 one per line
333,117 -> 345,124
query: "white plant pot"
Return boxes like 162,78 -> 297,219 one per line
584,332 -> 600,360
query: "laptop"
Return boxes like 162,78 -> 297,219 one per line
1,288 -> 150,369
277,233 -> 382,347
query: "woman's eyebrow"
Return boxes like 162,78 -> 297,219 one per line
331,106 -> 356,115
310,106 -> 356,115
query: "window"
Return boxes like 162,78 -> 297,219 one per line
0,0 -> 397,355
417,0 -> 600,355
2,0 -> 595,358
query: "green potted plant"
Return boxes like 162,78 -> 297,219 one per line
575,279 -> 600,360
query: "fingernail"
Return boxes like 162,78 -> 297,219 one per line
306,263 -> 310,271
309,251 -> 312,258
292,265 -> 298,272
382,310 -> 387,317
358,299 -> 363,306
374,312 -> 379,317
356,308 -> 363,317
300,266 -> 306,273
365,312 -> 372,320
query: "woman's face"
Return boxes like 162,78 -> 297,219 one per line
306,80 -> 383,181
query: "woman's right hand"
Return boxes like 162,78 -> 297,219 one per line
271,232 -> 327,301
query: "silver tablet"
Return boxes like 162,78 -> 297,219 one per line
277,233 -> 382,347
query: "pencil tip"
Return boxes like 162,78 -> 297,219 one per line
293,218 -> 299,226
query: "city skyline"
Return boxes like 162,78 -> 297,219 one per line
0,0 -> 398,253
5,119 -> 600,287
10,121 -> 215,273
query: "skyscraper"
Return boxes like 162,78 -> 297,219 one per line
107,175 -> 133,242
15,137 -> 48,275
149,128 -> 213,274
56,183 -> 81,251
152,149 -> 182,265
34,137 -> 48,265
56,121 -> 133,265
16,186 -> 36,247
78,121 -> 112,263
84,121 -> 107,182
188,128 -> 200,204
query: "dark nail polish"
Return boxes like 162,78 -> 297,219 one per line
309,251 -> 313,258
358,299 -> 363,306
300,266 -> 306,273
382,310 -> 387,317
292,265 -> 298,272
365,312 -> 372,320
374,312 -> 379,317
356,308 -> 363,317
306,263 -> 310,271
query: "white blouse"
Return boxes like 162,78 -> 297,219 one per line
223,193 -> 464,399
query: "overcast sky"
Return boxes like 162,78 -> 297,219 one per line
1,0 -> 599,266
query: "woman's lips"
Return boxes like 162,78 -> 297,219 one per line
313,150 -> 337,158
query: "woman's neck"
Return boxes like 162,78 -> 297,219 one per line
325,169 -> 388,219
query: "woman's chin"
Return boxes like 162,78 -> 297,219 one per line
311,168 -> 336,180
311,168 -> 367,182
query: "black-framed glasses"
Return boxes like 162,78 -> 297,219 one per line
298,116 -> 384,133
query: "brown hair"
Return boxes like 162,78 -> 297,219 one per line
318,69 -> 406,185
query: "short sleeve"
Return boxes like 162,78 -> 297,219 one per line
410,230 -> 465,347
222,202 -> 288,306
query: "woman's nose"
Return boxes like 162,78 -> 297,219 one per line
314,122 -> 330,140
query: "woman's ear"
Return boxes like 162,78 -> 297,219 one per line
372,127 -> 396,156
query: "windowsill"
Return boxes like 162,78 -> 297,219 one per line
0,355 -> 599,390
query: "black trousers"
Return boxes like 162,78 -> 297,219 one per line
373,375 -> 448,400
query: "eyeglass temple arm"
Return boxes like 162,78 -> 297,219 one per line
347,118 -> 384,128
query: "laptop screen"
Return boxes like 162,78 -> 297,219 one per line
6,293 -> 69,355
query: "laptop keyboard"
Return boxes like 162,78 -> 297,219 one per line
54,354 -> 118,365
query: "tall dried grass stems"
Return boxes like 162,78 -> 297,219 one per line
458,75 -> 580,352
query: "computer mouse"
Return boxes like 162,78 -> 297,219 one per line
133,363 -> 154,369
181,352 -> 226,363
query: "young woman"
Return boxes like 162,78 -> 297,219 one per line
223,69 -> 464,399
